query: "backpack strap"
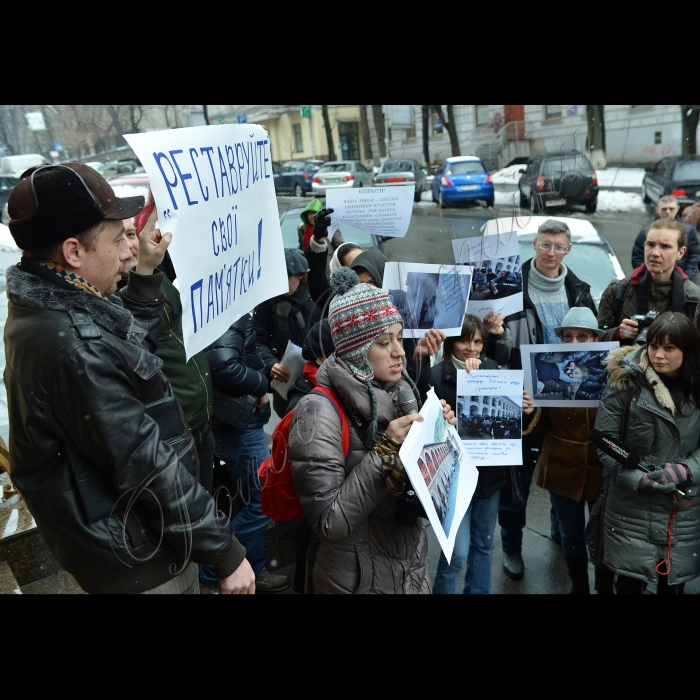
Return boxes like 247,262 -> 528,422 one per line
612,278 -> 630,328
310,387 -> 351,462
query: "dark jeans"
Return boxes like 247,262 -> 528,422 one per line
549,491 -> 594,558
499,430 -> 544,555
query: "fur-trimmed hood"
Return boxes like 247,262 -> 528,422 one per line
6,263 -> 134,339
604,344 -> 676,415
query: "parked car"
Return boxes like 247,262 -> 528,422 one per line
0,173 -> 19,212
374,159 -> 427,202
518,151 -> 598,214
641,155 -> 700,209
279,206 -> 381,252
84,161 -> 106,175
274,160 -> 324,197
107,174 -> 154,233
311,161 -> 374,196
431,156 -> 494,208
481,216 -> 625,306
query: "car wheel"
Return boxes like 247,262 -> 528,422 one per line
530,194 -> 542,214
641,183 -> 651,204
439,191 -> 447,209
294,183 -> 304,198
432,187 -> 438,203
484,198 -> 495,208
519,190 -> 529,207
414,189 -> 422,203
585,199 -> 597,214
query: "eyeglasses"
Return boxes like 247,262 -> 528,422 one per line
536,241 -> 570,254
561,334 -> 596,343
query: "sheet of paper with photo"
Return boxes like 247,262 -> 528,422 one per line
325,185 -> 415,239
455,369 -> 524,466
452,232 -> 523,320
399,389 -> 478,563
270,340 -> 305,400
383,262 -> 472,338
521,342 -> 619,408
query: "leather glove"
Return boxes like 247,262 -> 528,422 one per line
638,463 -> 689,494
313,208 -> 334,240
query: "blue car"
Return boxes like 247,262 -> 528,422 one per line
432,156 -> 494,208
274,159 -> 324,197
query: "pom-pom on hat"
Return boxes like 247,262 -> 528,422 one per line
328,267 -> 403,380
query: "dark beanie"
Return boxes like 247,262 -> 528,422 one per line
285,248 -> 310,276
302,319 -> 335,362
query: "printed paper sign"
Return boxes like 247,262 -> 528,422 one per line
452,232 -> 523,320
383,262 -> 472,338
270,341 -> 304,400
456,369 -> 524,466
325,186 -> 414,239
521,342 -> 619,408
399,389 -> 478,563
124,125 -> 288,360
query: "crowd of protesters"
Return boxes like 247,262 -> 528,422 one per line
5,160 -> 700,595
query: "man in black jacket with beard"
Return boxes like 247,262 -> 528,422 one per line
4,163 -> 254,594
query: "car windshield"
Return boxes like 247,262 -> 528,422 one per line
543,155 -> 592,176
110,184 -> 151,201
518,239 -> 615,303
673,160 -> 700,180
447,161 -> 485,175
381,160 -> 414,173
318,163 -> 351,173
280,210 -> 377,250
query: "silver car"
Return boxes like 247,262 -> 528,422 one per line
311,160 -> 374,196
374,159 -> 427,202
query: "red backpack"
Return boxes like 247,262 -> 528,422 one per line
259,387 -> 351,522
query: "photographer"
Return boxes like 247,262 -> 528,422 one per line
594,312 -> 700,594
598,218 -> 700,344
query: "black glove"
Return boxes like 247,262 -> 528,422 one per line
313,208 -> 334,240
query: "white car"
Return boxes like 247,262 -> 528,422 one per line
311,161 -> 374,196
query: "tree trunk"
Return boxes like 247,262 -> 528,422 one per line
371,105 -> 387,158
359,105 -> 373,164
433,105 -> 460,157
422,105 -> 430,167
129,105 -> 143,133
203,105 -> 210,126
681,105 -> 700,155
585,105 -> 607,169
321,105 -> 334,160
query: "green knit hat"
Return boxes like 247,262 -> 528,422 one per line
300,198 -> 323,225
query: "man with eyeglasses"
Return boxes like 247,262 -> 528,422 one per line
631,195 -> 700,282
498,219 -> 597,580
3,163 -> 255,594
599,218 -> 700,344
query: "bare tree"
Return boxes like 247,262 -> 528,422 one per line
681,105 -> 700,155
371,105 -> 387,158
432,105 -> 460,157
321,105 -> 334,160
586,105 -> 607,169
422,105 -> 430,168
203,105 -> 210,126
359,105 -> 373,164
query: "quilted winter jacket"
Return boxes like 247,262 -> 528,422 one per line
4,264 -> 245,593
288,355 -> 431,594
594,345 -> 700,585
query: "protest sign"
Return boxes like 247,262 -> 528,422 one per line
124,125 -> 287,360
325,186 -> 414,239
452,232 -> 523,320
270,341 -> 304,400
383,262 -> 472,338
456,369 -> 523,466
399,389 -> 478,563
521,342 -> 619,408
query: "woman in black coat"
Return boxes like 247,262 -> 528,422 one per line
431,314 -> 509,594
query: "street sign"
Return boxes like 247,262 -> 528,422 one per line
300,106 -> 312,119
54,141 -> 64,152
25,112 -> 46,131
237,114 -> 247,124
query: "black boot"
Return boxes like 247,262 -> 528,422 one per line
594,566 -> 615,595
564,556 -> 590,594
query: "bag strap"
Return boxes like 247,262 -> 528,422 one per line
310,387 -> 351,461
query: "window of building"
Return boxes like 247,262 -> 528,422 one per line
655,131 -> 662,144
545,105 -> 563,120
407,126 -> 416,140
476,105 -> 491,129
294,123 -> 303,152
432,111 -> 444,136
390,105 -> 414,128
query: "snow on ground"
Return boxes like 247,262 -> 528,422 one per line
0,225 -> 19,253
596,190 -> 646,212
491,165 -> 526,185
495,189 -> 520,206
595,168 -> 645,188
415,190 -> 436,206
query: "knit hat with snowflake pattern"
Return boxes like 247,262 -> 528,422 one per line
329,267 -> 403,380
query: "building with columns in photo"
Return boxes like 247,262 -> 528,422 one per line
457,395 -> 520,420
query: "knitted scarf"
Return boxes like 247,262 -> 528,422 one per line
18,258 -> 104,298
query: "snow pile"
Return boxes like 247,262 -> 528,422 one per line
596,190 -> 646,213
491,165 -> 525,185
495,189 -> 520,207
415,190 -> 436,207
0,225 -> 19,253
596,168 -> 645,188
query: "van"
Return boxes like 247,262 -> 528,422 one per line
1,154 -> 46,176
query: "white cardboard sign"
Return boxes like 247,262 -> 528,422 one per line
124,125 -> 288,360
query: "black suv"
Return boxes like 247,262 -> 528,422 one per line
641,155 -> 700,208
518,151 -> 598,214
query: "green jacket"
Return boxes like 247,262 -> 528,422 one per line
155,275 -> 213,430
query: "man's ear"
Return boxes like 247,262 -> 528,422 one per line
61,237 -> 83,269
677,245 -> 687,261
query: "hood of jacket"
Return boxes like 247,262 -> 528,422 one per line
350,248 -> 387,287
605,344 -> 676,415
300,198 -> 323,225
629,263 -> 688,285
6,263 -> 134,339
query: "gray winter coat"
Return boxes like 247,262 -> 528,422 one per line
288,355 -> 431,594
594,345 -> 700,585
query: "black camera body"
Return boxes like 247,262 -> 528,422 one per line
630,310 -> 660,342
394,482 -> 427,527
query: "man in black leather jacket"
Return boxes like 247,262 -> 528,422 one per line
4,163 -> 254,594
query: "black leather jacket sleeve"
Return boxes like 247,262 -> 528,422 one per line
117,270 -> 166,354
253,300 -> 279,375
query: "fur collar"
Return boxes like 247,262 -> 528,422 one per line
605,344 -> 676,415
6,264 -> 134,340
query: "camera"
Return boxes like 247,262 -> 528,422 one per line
630,310 -> 660,343
394,481 -> 427,527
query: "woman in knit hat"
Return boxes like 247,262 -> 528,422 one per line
288,268 -> 456,594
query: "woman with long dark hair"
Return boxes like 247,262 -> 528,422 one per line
595,311 -> 700,594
